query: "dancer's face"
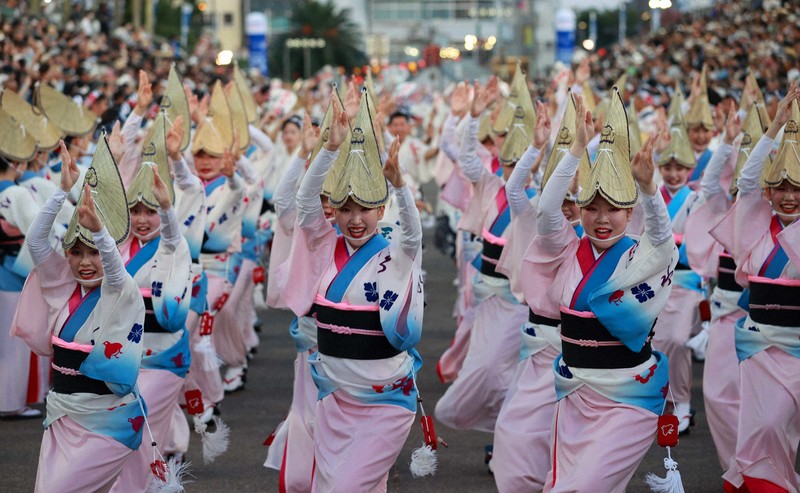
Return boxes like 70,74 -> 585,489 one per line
66,240 -> 103,288
688,125 -> 712,153
580,195 -> 632,252
194,151 -> 222,181
766,180 -> 800,226
334,198 -> 384,248
130,202 -> 161,241
658,161 -> 692,192
561,198 -> 580,223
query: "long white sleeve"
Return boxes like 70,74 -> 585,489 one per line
171,156 -> 202,192
297,148 -> 339,227
249,124 -> 274,155
236,155 -> 258,185
274,155 -> 306,220
121,112 -> 143,147
737,135 -> 773,196
28,187 -> 67,266
701,141 -> 734,199
92,227 -> 127,289
157,207 -> 182,251
440,113 -> 461,162
538,153 -> 580,235
391,183 -> 422,259
458,115 -> 486,182
506,144 -> 541,216
229,172 -> 244,191
640,190 -> 673,246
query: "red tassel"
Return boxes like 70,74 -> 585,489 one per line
421,415 -> 438,450
200,312 -> 215,336
698,300 -> 711,322
213,292 -> 230,311
150,459 -> 167,482
658,414 -> 680,447
185,389 -> 204,415
253,266 -> 265,284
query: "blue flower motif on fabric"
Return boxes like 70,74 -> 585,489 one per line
380,290 -> 398,311
631,283 -> 655,303
364,282 -> 379,302
380,226 -> 393,239
127,323 -> 143,344
219,213 -> 228,225
151,281 -> 163,298
183,215 -> 195,227
558,364 -> 573,379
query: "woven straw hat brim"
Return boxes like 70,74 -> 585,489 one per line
578,88 -> 637,208
63,134 -> 130,250
492,62 -> 529,135
0,107 -> 37,162
628,103 -> 643,159
191,81 -> 233,157
162,65 -> 191,151
656,124 -> 696,168
36,83 -> 98,137
228,82 -> 252,151
318,90 -> 350,197
685,66 -> 714,129
329,90 -> 387,209
130,112 -> 173,207
741,74 -> 771,132
762,99 -> 800,188
543,93 -> 592,191
1,90 -> 63,151
234,65 -> 258,124
731,106 -> 768,195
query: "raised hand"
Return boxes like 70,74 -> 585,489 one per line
632,132 -> 659,196
231,129 -> 241,162
450,82 -> 470,117
192,94 -> 209,126
766,82 -> 800,139
134,70 -> 153,117
58,140 -> 80,193
166,116 -> 185,161
533,100 -> 551,149
299,112 -> 320,157
344,80 -> 360,122
77,183 -> 103,233
471,77 -> 497,118
151,167 -> 172,210
221,148 -> 235,178
571,94 -> 593,156
324,97 -> 349,151
383,138 -> 404,188
107,121 -> 126,163
653,107 -> 670,154
723,104 -> 742,145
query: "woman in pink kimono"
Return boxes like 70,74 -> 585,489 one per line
13,139 -> 146,493
715,87 -> 800,493
526,92 -> 676,492
280,94 -> 424,492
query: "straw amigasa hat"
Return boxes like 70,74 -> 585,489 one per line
541,90 -> 591,196
314,88 -> 350,197
656,101 -> 696,169
667,82 -> 684,124
577,88 -> 637,208
684,65 -> 714,130
477,114 -> 494,143
35,82 -> 98,137
192,81 -> 234,157
1,89 -> 63,152
730,104 -> 770,195
0,107 -> 37,163
762,98 -> 800,188
627,97 -> 643,159
62,133 -> 130,250
328,89 -> 388,209
127,111 -> 174,209
498,66 -> 537,166
582,80 -> 597,113
233,63 -> 259,124
161,64 -> 191,152
226,79 -> 252,151
740,73 -> 771,132
364,68 -> 386,153
492,60 -> 526,136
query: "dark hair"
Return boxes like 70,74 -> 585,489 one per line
282,114 -> 303,131
388,108 -> 412,123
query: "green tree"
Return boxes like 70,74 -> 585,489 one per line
269,0 -> 368,80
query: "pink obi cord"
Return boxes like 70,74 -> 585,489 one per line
313,313 -> 383,337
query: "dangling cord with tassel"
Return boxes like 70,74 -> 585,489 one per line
409,379 -> 446,478
194,415 -> 230,465
645,385 -> 686,493
134,388 -> 191,492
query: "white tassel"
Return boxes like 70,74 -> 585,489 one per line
146,457 -> 192,493
195,416 -> 230,464
685,321 -> 710,361
409,444 -> 438,478
645,453 -> 686,493
195,337 -> 223,371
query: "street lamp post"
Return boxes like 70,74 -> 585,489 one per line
649,0 -> 672,32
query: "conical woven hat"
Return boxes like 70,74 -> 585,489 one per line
35,83 -> 98,137
582,81 -> 596,112
0,107 -> 37,162
685,66 -> 714,129
63,134 -> 130,250
612,72 -> 628,97
656,105 -> 696,168
628,101 -> 643,158
498,77 -> 537,165
541,91 -> 591,191
740,73 -> 771,132
577,88 -> 637,208
227,81 -> 251,151
161,65 -> 191,151
478,114 -> 493,142
762,98 -> 800,188
1,89 -> 63,152
234,64 -> 258,124
667,83 -> 684,124
730,105 -> 769,195
128,112 -> 173,209
329,89 -> 388,209
316,89 -> 350,197
191,81 -> 234,157
364,69 -> 385,152
492,61 -> 528,135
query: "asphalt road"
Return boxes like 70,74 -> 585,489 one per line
2,228 -> 728,492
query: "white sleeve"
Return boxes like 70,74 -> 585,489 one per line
27,188 -> 67,266
229,172 -> 244,191
701,142 -> 734,199
640,190 -> 673,246
458,116 -> 485,182
273,155 -> 306,218
506,145 -> 540,216
157,207 -> 182,251
171,156 -> 203,192
92,227 -> 127,289
538,153 -> 579,235
737,135 -> 774,196
297,148 -> 339,227
236,156 -> 258,185
392,184 -> 422,259
440,113 -> 461,162
249,124 -> 274,155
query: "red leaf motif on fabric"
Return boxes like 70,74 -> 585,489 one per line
635,364 -> 658,384
129,415 -> 144,432
103,341 -> 123,359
